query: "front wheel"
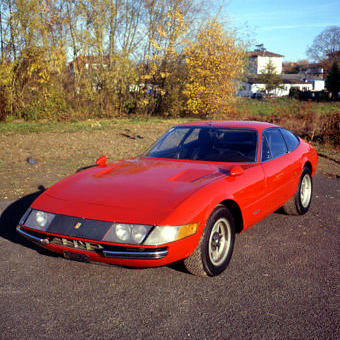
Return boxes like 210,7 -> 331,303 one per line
282,167 -> 313,215
184,206 -> 235,277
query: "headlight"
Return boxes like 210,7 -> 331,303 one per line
143,223 -> 198,246
23,209 -> 55,231
102,223 -> 152,245
103,223 -> 198,245
36,211 -> 48,226
115,224 -> 131,241
132,225 -> 148,244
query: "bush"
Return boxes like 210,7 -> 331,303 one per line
289,87 -> 299,99
236,97 -> 340,147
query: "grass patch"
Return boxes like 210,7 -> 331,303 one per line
312,143 -> 340,163
236,97 -> 340,117
0,117 -> 197,135
0,112 -> 339,201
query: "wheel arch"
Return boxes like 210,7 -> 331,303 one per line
219,199 -> 244,233
303,160 -> 312,174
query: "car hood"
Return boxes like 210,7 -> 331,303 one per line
35,158 -> 234,224
32,158 -> 244,225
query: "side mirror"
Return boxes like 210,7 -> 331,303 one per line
96,155 -> 107,167
230,165 -> 244,177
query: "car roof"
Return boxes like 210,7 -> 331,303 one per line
177,120 -> 277,131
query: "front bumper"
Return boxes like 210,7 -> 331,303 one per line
102,249 -> 168,260
17,226 -> 50,245
17,225 -> 169,261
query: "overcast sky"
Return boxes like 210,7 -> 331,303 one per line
222,0 -> 339,62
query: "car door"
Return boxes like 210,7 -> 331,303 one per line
260,128 -> 299,215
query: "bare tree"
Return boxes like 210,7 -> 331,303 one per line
307,26 -> 340,62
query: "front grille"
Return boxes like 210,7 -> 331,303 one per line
21,227 -> 167,256
50,237 -> 104,251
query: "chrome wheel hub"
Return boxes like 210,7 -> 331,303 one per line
300,174 -> 312,208
212,232 -> 221,248
208,218 -> 231,266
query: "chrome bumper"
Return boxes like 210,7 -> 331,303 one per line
102,249 -> 168,260
16,226 -> 50,245
16,226 -> 168,260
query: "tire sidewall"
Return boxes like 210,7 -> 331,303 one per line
201,206 -> 235,276
295,168 -> 313,215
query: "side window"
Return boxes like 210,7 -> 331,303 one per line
261,137 -> 272,161
262,129 -> 288,159
280,128 -> 300,152
183,128 -> 199,146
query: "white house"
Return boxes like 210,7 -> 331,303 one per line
311,79 -> 325,91
248,50 -> 283,74
239,50 -> 325,97
240,77 -> 313,97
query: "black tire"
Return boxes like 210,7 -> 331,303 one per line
184,206 -> 235,277
282,167 -> 313,216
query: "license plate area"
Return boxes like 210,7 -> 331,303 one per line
64,251 -> 90,263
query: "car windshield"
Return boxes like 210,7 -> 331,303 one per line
144,126 -> 258,162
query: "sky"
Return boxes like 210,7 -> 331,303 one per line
221,0 -> 340,62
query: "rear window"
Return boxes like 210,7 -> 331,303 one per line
280,128 -> 300,152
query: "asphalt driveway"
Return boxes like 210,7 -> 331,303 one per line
0,173 -> 339,339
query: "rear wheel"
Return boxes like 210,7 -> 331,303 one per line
282,167 -> 313,215
184,206 -> 235,277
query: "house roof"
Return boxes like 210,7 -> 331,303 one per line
248,51 -> 284,58
282,78 -> 313,85
281,74 -> 324,82
246,75 -> 313,85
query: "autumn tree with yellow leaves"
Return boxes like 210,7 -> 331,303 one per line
140,5 -> 189,116
0,0 -> 67,119
184,21 -> 245,118
0,0 -> 246,120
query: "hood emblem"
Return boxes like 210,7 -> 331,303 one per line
74,222 -> 82,230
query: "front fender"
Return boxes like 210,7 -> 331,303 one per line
160,175 -> 239,238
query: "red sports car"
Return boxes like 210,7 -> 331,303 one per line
17,121 -> 318,276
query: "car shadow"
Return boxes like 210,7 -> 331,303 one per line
275,207 -> 287,215
0,186 -> 57,256
167,261 -> 191,275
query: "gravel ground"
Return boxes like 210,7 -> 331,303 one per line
0,173 -> 339,340
0,121 -> 339,339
